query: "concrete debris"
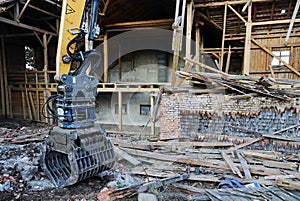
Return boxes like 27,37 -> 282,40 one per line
138,193 -> 158,201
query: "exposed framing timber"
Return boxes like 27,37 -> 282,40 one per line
0,38 -> 4,115
118,91 -> 122,131
195,24 -> 200,71
242,2 -> 252,75
99,0 -> 110,16
228,4 -> 246,23
225,45 -> 231,74
1,38 -> 9,116
16,0 -> 31,21
0,16 -> 57,35
220,3 -> 227,71
44,0 -> 62,8
196,12 -> 222,30
195,0 -> 274,8
106,19 -> 173,28
251,38 -> 300,77
185,1 -> 194,60
253,19 -> 300,26
285,0 -> 300,44
20,2 -> 60,18
43,33 -> 49,122
104,33 -> 108,83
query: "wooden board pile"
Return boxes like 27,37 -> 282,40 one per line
176,71 -> 300,100
111,134 -> 300,200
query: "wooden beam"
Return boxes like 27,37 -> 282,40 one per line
184,57 -> 229,77
1,38 -> 9,117
185,1 -> 194,60
118,91 -> 122,131
150,94 -> 155,135
44,0 -> 61,8
23,3 -> 60,18
195,25 -> 200,71
225,45 -> 231,74
103,33 -> 108,83
196,12 -> 222,30
220,3 -> 227,71
236,150 -> 252,179
195,0 -> 274,8
228,4 -> 246,23
16,0 -> 31,21
106,19 -> 173,28
252,19 -> 300,26
0,16 -> 57,35
242,2 -> 252,75
251,38 -> 300,77
99,0 -> 110,16
285,0 -> 300,44
0,38 -> 4,115
221,151 -> 243,178
43,33 -> 49,122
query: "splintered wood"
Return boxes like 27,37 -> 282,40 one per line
111,135 -> 300,194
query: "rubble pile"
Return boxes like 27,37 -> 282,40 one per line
0,121 -> 55,193
0,117 -> 300,200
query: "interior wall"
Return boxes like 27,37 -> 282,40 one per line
250,35 -> 300,79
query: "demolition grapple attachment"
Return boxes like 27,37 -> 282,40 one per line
41,73 -> 115,187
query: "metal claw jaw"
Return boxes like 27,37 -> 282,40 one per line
41,126 -> 115,187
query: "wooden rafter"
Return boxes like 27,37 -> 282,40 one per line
195,0 -> 274,8
0,16 -> 57,35
285,0 -> 300,44
99,0 -> 110,16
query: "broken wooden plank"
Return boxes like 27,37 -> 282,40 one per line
229,137 -> 264,150
264,175 -> 296,180
114,146 -> 141,166
236,150 -> 252,179
150,141 -> 234,147
122,148 -> 290,178
184,57 -> 230,77
112,141 -> 152,151
221,151 -> 243,178
263,160 -> 298,171
263,134 -> 300,142
276,179 -> 300,191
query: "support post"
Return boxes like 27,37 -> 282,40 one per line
225,45 -> 231,74
185,1 -> 194,60
242,2 -> 252,75
1,38 -> 9,117
43,33 -> 49,122
104,33 -> 108,83
0,38 -> 4,116
119,44 -> 122,81
220,3 -> 227,71
150,94 -> 155,135
118,91 -> 122,131
195,24 -> 200,71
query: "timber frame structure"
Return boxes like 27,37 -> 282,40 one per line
0,0 -> 300,134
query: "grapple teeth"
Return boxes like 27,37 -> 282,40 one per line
41,126 -> 115,187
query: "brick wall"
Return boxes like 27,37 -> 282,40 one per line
160,93 -> 300,141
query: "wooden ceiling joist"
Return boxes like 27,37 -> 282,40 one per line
252,18 -> 300,26
0,16 -> 57,35
195,0 -> 275,8
106,19 -> 173,29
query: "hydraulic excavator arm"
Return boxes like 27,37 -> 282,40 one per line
41,0 -> 115,187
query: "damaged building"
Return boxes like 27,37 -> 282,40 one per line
0,0 -> 300,200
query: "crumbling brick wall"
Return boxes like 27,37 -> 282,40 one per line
160,93 -> 300,141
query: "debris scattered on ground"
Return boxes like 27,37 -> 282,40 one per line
0,118 -> 300,200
